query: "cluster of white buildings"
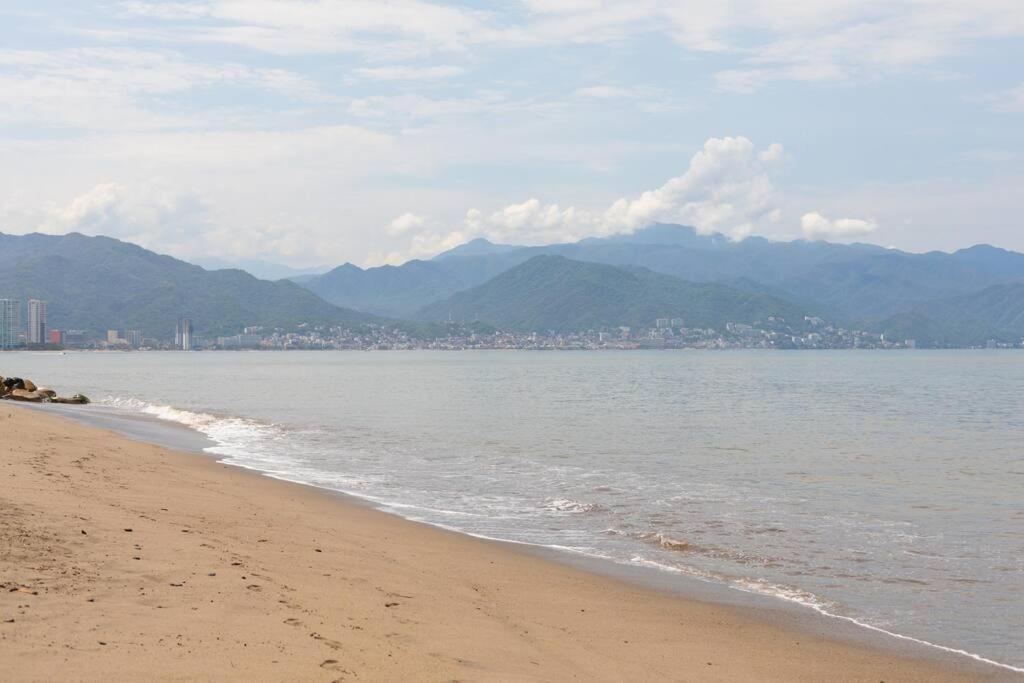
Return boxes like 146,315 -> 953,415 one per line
0,298 -> 48,349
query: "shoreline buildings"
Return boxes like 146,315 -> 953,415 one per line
27,299 -> 47,345
0,299 -> 18,349
176,317 -> 193,351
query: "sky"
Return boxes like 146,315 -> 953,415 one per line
1,1 -> 1022,268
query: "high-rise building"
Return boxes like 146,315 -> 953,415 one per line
0,299 -> 20,349
48,329 -> 65,346
27,299 -> 46,345
176,317 -> 193,351
125,329 -> 143,348
107,330 -> 121,345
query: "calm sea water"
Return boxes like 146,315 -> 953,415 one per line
6,350 -> 1023,670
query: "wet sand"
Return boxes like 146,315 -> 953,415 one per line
0,404 -> 1004,681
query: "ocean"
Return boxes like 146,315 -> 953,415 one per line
6,349 -> 1022,671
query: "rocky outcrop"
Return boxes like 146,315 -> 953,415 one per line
0,375 -> 89,405
51,394 -> 90,405
2,377 -> 25,394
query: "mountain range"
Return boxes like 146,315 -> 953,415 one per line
193,257 -> 330,281
296,224 -> 1024,345
0,232 -> 371,339
2,225 -> 1023,346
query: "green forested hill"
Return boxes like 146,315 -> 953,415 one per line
879,283 -> 1024,346
0,232 -> 373,339
416,255 -> 807,331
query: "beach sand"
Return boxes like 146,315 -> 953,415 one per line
0,404 -> 1001,681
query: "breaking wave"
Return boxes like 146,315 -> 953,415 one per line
543,498 -> 606,513
99,396 -> 283,462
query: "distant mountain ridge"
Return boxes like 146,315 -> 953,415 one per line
417,255 -> 808,332
4,226 -> 1022,347
432,238 -> 522,260
297,224 -> 1024,344
193,256 -> 331,281
0,232 -> 373,339
300,260 -> 477,318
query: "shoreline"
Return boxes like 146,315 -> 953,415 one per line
33,398 -> 1024,676
1,404 -> 1013,680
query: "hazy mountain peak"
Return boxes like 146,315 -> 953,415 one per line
195,257 -> 332,281
433,237 -> 521,260
955,244 -> 1012,257
582,224 -> 733,249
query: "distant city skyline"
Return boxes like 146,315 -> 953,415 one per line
0,2 -> 1022,267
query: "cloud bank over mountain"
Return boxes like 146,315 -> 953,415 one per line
0,1 -> 1022,266
800,211 -> 878,240
378,137 -> 885,263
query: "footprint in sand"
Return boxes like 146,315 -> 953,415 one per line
310,632 -> 343,650
320,659 -> 356,680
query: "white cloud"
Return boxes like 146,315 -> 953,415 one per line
40,181 -> 216,256
981,83 -> 1024,113
0,47 -> 320,130
388,212 -> 427,235
598,136 -> 783,237
100,2 -> 1024,95
119,0 -> 494,57
522,2 -> 1024,92
715,63 -> 845,93
98,1 -> 1024,95
347,91 -> 558,122
758,142 -> 785,163
800,211 -> 878,240
117,2 -> 213,20
0,124 -> 411,266
387,136 -> 789,257
355,65 -> 464,81
3,0 -> 1022,271
573,85 -> 688,113
712,2 -> 1024,92
574,85 -> 634,99
786,175 -> 1024,253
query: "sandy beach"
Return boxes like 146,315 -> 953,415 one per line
0,404 -> 1002,681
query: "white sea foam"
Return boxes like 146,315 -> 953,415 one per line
630,558 -> 1024,674
100,396 -> 274,449
729,578 -> 1024,674
543,498 -> 605,513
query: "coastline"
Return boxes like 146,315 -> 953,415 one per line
0,404 -> 1010,681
